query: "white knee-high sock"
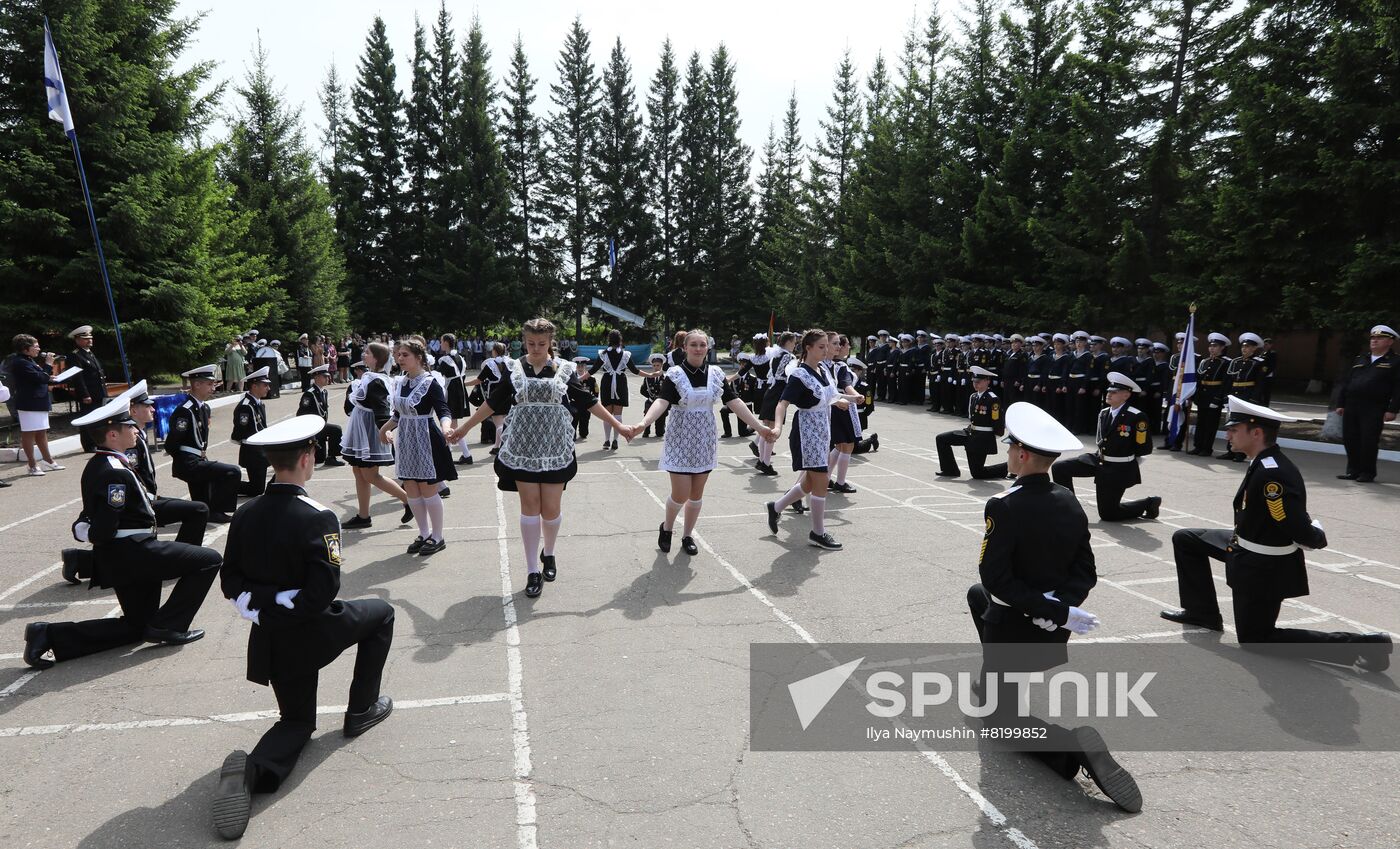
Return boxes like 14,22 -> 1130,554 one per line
683,499 -> 703,536
663,497 -> 683,531
774,483 -> 806,511
759,437 -> 773,464
520,515 -> 542,573
424,495 -> 445,541
603,422 -> 613,442
411,498 -> 430,537
542,515 -> 561,556
828,447 -> 839,471
459,439 -> 472,460
809,495 -> 826,534
836,452 -> 852,484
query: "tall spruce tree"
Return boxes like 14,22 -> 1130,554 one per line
673,50 -> 711,322
220,38 -> 347,337
318,63 -> 351,241
699,45 -> 757,331
592,37 -> 654,316
805,49 -> 864,274
545,17 -> 602,334
756,92 -> 809,325
500,35 -> 559,318
643,39 -> 683,326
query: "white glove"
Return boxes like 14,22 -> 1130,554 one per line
72,521 -> 91,543
1031,617 -> 1058,632
275,589 -> 300,609
1064,606 -> 1100,635
232,591 -> 261,625
1043,591 -> 1059,602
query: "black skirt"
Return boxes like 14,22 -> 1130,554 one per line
830,406 -> 858,444
759,382 -> 785,421
494,456 -> 576,491
599,373 -> 630,407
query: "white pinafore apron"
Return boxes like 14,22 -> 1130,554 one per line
342,372 -> 393,463
497,359 -> 578,473
791,364 -> 836,469
659,365 -> 725,473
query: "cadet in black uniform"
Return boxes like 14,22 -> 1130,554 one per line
231,366 -> 272,497
869,330 -> 892,403
66,324 -> 107,416
1335,324 -> 1399,483
925,336 -> 944,410
23,396 -> 221,671
1000,334 -> 1028,405
755,332 -> 798,475
1131,339 -> 1158,431
1046,334 -> 1071,426
1066,332 -> 1094,434
1148,342 -> 1171,437
847,359 -> 879,453
213,414 -> 396,840
967,401 -> 1141,813
1024,336 -> 1048,410
1258,337 -> 1278,405
934,366 -> 1008,479
296,365 -> 345,466
1051,372 -> 1162,521
1161,397 -> 1393,671
1216,333 -> 1266,461
572,356 -> 601,440
639,353 -> 668,438
1189,333 -> 1232,455
166,364 -> 240,522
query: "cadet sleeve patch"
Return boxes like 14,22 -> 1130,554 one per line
324,533 -> 342,566
174,417 -> 188,431
991,403 -> 1000,421
107,484 -> 126,508
1264,482 -> 1286,522
1136,420 -> 1148,444
238,412 -> 250,425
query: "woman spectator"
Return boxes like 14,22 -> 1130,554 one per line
9,334 -> 66,476
295,334 -> 313,385
337,336 -> 353,382
325,337 -> 339,384
224,337 -> 247,393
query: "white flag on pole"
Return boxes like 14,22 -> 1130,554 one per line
44,20 -> 75,136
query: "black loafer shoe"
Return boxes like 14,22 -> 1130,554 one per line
681,536 -> 698,555
1337,472 -> 1358,480
401,504 -> 414,524
1356,633 -> 1393,673
1159,609 -> 1224,631
870,434 -> 879,452
407,536 -> 426,554
789,501 -> 807,514
212,750 -> 252,840
765,502 -> 780,534
143,626 -> 205,646
61,548 -> 89,585
1074,726 -> 1142,812
343,695 -> 393,737
207,512 -> 234,525
1144,496 -> 1162,520
935,470 -> 959,478
658,523 -> 673,553
322,457 -> 346,467
455,456 -> 474,466
1357,474 -> 1376,483
749,442 -> 760,457
541,552 -> 557,581
809,531 -> 843,550
418,538 -> 446,556
830,481 -> 857,494
438,487 -> 452,499
23,622 -> 54,669
525,572 -> 543,598
343,514 -> 372,529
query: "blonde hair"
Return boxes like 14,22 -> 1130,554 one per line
684,328 -> 709,347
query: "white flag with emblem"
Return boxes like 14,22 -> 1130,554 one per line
44,20 -> 76,135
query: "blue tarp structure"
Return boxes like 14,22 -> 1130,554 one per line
151,393 -> 182,441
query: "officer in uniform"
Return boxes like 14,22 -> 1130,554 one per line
1066,331 -> 1094,434
1046,333 -> 1071,425
925,335 -> 944,411
1000,334 -> 1028,405
1051,372 -> 1161,521
1024,336 -> 1048,410
967,401 -> 1141,813
1162,332 -> 1199,450
1149,342 -> 1171,437
640,353 -> 669,439
1258,337 -> 1278,405
894,333 -> 914,404
1161,397 -> 1393,671
934,366 -> 1008,479
1335,324 -> 1399,483
213,415 -> 396,840
936,334 -> 957,413
870,330 -> 892,403
1107,338 -> 1136,390
66,325 -> 108,415
166,364 -> 240,522
1089,335 -> 1110,415
232,366 -> 272,497
909,331 -> 930,407
1189,333 -> 1232,455
1217,332 -> 1267,461
22,396 -> 222,670
1132,339 -> 1157,430
296,365 -> 345,467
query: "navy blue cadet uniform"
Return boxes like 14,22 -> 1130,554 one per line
935,386 -> 1008,479
1336,342 -> 1399,481
166,395 -> 240,514
1052,402 -> 1158,521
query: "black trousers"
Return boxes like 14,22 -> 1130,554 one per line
315,424 -> 343,464
720,405 -> 752,437
1171,528 -> 1380,661
1069,389 -> 1095,435
1051,454 -> 1153,521
174,457 -> 240,513
248,600 -> 395,793
1192,400 -> 1224,454
1341,402 -> 1386,478
966,584 -> 1083,780
237,444 -> 268,497
153,496 -> 209,545
874,367 -> 890,402
45,540 -> 221,662
642,399 -> 667,437
935,430 -> 1007,479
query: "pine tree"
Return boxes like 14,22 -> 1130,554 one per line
318,63 -> 350,234
756,92 -> 809,325
545,17 -> 602,334
402,16 -> 436,325
673,50 -> 711,321
220,37 -> 347,337
643,39 -> 683,325
500,35 -> 559,318
700,45 -> 757,332
806,50 -> 864,259
592,37 -> 654,316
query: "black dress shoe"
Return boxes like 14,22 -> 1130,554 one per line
322,457 -> 346,467
61,549 -> 88,585
749,441 -> 760,457
1143,496 -> 1162,520
207,512 -> 234,525
755,461 -> 778,476
1159,609 -> 1224,631
541,552 -> 557,581
438,487 -> 452,499
1356,633 -> 1393,673
407,536 -> 426,554
23,622 -> 54,669
830,480 -> 857,494
765,502 -> 780,534
789,501 -> 807,514
401,503 -> 414,524
1215,452 -> 1234,460
525,572 -> 543,598
454,456 -> 474,466
143,626 -> 205,646
869,434 -> 879,452
681,536 -> 698,555
212,750 -> 252,840
1074,726 -> 1142,812
0,479 -> 9,487
658,523 -> 673,553
1357,474 -> 1376,483
343,514 -> 372,529
1337,472 -> 1358,480
418,537 -> 446,556
809,531 -> 843,550
343,695 -> 393,737
935,470 -> 960,478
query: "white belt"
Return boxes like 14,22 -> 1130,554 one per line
971,426 -> 994,432
178,446 -> 203,456
1234,537 -> 1299,556
1100,454 -> 1136,463
113,528 -> 153,539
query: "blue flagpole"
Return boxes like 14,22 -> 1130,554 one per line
65,129 -> 131,386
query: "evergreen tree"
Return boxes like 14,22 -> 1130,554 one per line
220,38 -> 347,337
756,92 -> 809,325
0,0 -> 275,372
699,45 -> 757,331
672,50 -> 711,323
592,37 -> 654,315
643,39 -> 683,326
805,50 -> 864,257
500,35 -> 559,317
318,63 -> 350,233
545,17 -> 602,334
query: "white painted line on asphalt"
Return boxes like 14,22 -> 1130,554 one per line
0,693 -> 510,738
1113,576 -> 1183,586
1079,629 -> 1212,643
0,671 -> 41,699
0,598 -> 116,610
0,499 -> 83,537
493,489 -> 538,849
1357,574 -> 1400,592
616,462 -> 1039,849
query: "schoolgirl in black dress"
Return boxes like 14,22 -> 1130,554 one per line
466,342 -> 509,451
754,331 -> 798,476
826,334 -> 866,494
766,329 -> 849,551
631,331 -> 775,555
434,332 -> 473,466
590,329 -> 641,450
341,341 -> 412,530
379,340 -> 456,556
448,319 -> 632,599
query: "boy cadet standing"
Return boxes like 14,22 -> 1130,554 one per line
231,366 -> 273,497
166,364 -> 240,522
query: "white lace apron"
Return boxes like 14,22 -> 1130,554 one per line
597,348 -> 631,403
659,365 -> 725,473
342,372 -> 393,463
833,361 -> 862,440
792,364 -> 836,469
392,373 -> 440,480
498,359 -> 578,473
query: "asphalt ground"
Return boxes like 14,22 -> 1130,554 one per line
1,390 -> 1397,849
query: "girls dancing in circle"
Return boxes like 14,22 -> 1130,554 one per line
379,340 -> 457,556
340,341 -> 413,530
826,334 -> 865,494
590,329 -> 641,451
631,330 -> 776,555
754,331 -> 798,476
448,319 -> 633,598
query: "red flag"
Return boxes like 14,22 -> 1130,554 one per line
768,310 -> 775,338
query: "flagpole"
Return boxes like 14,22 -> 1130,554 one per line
68,130 -> 131,385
